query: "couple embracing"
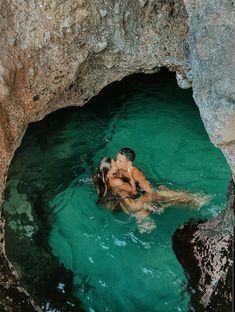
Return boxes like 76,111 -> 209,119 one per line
93,147 -> 209,225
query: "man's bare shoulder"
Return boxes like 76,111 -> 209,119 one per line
132,166 -> 146,179
132,166 -> 153,191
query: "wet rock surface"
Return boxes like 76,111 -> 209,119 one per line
0,284 -> 41,312
0,244 -> 41,311
172,180 -> 234,312
4,217 -> 84,312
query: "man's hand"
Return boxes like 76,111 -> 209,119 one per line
113,170 -> 125,179
132,167 -> 153,193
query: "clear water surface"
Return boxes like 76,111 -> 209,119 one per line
4,73 -> 230,312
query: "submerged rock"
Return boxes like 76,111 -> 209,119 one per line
172,180 -> 234,312
0,253 -> 41,311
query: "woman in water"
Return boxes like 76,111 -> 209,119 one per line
93,157 -> 209,218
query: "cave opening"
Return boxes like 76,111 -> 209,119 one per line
3,69 -> 231,311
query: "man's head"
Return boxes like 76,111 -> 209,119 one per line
116,147 -> 136,170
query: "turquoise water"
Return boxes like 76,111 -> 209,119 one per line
4,73 -> 230,311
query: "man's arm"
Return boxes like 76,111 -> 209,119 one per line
132,167 -> 153,192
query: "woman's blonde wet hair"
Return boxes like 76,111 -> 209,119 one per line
93,157 -> 112,198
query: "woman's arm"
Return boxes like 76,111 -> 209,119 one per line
109,177 -> 136,194
109,167 -> 137,195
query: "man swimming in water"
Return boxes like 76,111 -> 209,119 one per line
115,147 -> 153,193
111,147 -> 157,216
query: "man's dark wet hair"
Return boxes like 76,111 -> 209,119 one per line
119,147 -> 136,162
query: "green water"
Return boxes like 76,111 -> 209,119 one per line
4,73 -> 230,311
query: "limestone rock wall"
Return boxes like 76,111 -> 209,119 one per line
173,180 -> 234,311
184,0 -> 235,174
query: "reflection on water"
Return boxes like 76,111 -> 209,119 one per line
4,72 -> 230,311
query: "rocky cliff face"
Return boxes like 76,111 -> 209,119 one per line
173,180 -> 234,312
184,0 -> 235,174
0,0 -> 234,310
